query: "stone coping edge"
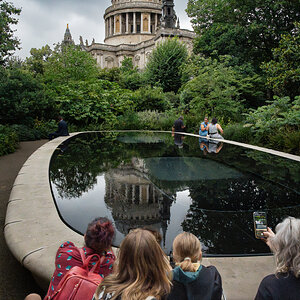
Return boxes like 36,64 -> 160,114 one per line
4,131 -> 287,292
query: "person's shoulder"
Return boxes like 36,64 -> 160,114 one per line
58,241 -> 76,249
201,265 -> 222,279
56,241 -> 78,254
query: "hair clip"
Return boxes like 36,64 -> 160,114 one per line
184,257 -> 191,261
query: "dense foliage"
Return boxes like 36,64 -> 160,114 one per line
261,23 -> 300,99
0,125 -> 18,155
186,0 -> 300,67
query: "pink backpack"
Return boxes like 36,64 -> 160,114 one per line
45,249 -> 105,300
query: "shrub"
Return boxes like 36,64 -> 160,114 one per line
132,86 -> 170,112
11,124 -> 42,141
223,124 -> 253,143
0,125 -> 19,156
180,56 -> 245,123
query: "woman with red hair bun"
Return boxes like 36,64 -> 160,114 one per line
25,217 -> 116,300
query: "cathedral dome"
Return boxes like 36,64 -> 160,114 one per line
104,0 -> 163,45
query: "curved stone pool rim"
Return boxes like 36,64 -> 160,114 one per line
4,131 -> 299,295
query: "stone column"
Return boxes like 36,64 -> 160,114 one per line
114,15 -> 116,35
141,13 -> 143,33
119,14 -> 122,34
132,184 -> 135,203
109,17 -> 113,36
155,13 -> 158,32
126,13 -> 129,33
133,12 -> 136,33
148,13 -> 151,33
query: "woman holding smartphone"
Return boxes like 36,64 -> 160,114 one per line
255,217 -> 300,300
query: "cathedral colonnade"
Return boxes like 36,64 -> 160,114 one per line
104,0 -> 162,45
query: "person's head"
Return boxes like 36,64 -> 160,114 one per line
204,117 -> 209,124
84,217 -> 115,253
173,232 -> 202,272
97,229 -> 171,300
211,118 -> 218,125
143,226 -> 163,245
179,116 -> 184,120
271,217 -> 300,278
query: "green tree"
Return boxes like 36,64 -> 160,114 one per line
145,38 -> 188,93
187,0 -> 300,67
25,45 -> 52,76
43,44 -> 99,84
0,65 -> 56,125
180,56 -> 245,122
262,23 -> 300,99
0,0 -> 21,65
119,57 -> 145,90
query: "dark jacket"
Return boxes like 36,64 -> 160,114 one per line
56,120 -> 69,136
167,265 -> 222,300
255,272 -> 300,300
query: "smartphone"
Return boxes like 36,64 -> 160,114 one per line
253,212 -> 267,239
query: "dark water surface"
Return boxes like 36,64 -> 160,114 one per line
49,132 -> 300,256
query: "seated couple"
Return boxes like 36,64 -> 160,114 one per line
200,117 -> 224,140
25,217 -> 300,300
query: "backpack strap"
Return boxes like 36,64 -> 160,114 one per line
79,248 -> 106,273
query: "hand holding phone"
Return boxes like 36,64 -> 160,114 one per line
253,212 -> 267,239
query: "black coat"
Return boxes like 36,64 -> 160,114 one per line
167,265 -> 222,300
255,273 -> 300,300
56,120 -> 69,136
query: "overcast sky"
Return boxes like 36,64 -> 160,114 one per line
11,0 -> 193,59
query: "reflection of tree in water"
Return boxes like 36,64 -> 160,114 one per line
182,202 -> 300,255
49,132 -> 300,254
50,134 -> 126,199
50,132 -> 176,199
188,177 -> 299,211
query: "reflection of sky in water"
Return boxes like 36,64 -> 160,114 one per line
165,190 -> 193,252
52,175 -> 125,244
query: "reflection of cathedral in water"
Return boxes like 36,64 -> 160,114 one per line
104,158 -> 173,245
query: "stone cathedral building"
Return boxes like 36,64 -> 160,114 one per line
64,0 -> 195,69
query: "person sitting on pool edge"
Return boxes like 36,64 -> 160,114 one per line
199,117 -> 210,138
48,116 -> 69,140
25,217 -> 116,300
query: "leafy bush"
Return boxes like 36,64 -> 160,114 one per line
52,79 -> 134,127
0,125 -> 19,156
132,86 -> 170,112
261,23 -> 300,99
223,124 -> 253,143
11,124 -> 42,141
180,56 -> 245,123
0,66 -> 56,125
245,96 -> 300,153
116,110 -> 175,131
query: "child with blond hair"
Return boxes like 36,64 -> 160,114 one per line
168,232 -> 223,300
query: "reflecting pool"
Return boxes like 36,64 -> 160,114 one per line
50,132 -> 300,256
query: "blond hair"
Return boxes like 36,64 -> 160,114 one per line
96,229 -> 172,300
270,217 -> 300,278
173,232 -> 201,272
